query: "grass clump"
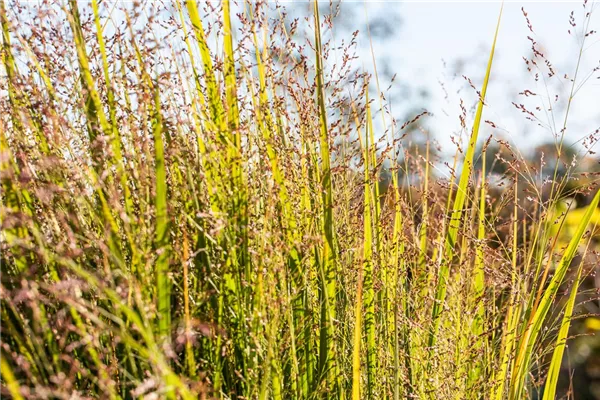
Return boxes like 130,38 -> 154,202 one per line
1,0 -> 599,399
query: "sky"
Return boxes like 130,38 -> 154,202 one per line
334,1 -> 600,158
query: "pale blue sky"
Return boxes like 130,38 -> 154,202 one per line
339,1 -> 600,158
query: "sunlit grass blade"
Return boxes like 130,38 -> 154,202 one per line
418,141 -> 430,276
91,0 -> 133,218
361,95 -> 376,398
542,257 -> 584,400
67,0 -> 111,158
468,144 -> 488,389
1,352 -> 25,400
0,0 -> 34,255
152,84 -> 171,342
1,1 -> 49,155
186,0 -> 226,136
492,177 -> 520,399
223,0 -> 239,135
511,188 -> 600,398
492,301 -> 520,400
352,268 -> 364,400
313,1 -> 337,393
429,4 -> 503,347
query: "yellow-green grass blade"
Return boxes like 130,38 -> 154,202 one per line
173,0 -> 207,124
185,4 -> 242,320
174,0 -> 221,218
468,147 -> 487,388
152,83 -> 172,343
223,0 -> 247,278
542,257 -> 584,400
1,7 -> 37,140
223,0 -> 239,136
67,0 -> 111,157
1,21 -> 53,251
181,231 -> 197,378
492,301 -> 520,400
13,32 -> 56,102
1,352 -> 25,400
1,2 -> 49,155
185,3 -> 252,392
172,2 -> 224,378
245,7 -> 309,394
91,0 -> 118,142
492,178 -> 521,400
186,0 -> 227,138
511,188 -> 600,399
0,109 -> 31,274
430,4 -> 503,347
91,0 -> 133,218
248,11 -> 294,227
418,145 -> 430,258
392,169 -> 407,400
0,10 -> 116,380
22,221 -> 122,398
361,99 -> 376,398
352,267 -> 364,400
364,32 -> 401,390
298,122 -> 317,397
430,150 -> 460,269
366,93 -> 382,252
1,7 -> 74,332
54,256 -> 195,399
472,149 -> 486,331
1,303 -> 48,384
126,21 -> 173,343
384,105 -> 408,399
67,1 -> 125,264
365,93 -> 388,393
245,7 -> 301,278
313,1 -> 338,393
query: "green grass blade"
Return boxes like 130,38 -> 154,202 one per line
186,0 -> 226,136
313,1 -> 337,394
67,0 -> 111,158
91,0 -> 133,217
492,302 -> 520,400
429,4 -> 503,347
472,148 -> 486,331
1,353 -> 24,400
542,261 -> 583,400
511,188 -> 600,398
352,270 -> 364,400
362,98 -> 376,398
223,0 -> 239,135
152,83 -> 172,343
469,147 -> 487,388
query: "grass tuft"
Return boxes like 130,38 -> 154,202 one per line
1,1 -> 599,399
